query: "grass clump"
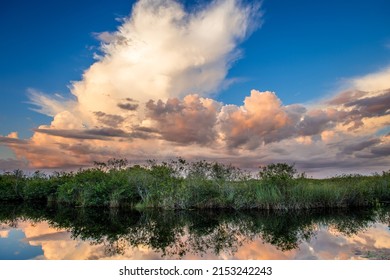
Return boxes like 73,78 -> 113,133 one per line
0,159 -> 389,210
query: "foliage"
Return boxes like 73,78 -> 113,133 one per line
259,163 -> 296,182
0,170 -> 25,200
0,160 -> 389,210
22,171 -> 55,201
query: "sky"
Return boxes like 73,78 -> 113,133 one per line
0,0 -> 390,177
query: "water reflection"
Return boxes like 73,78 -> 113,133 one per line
0,203 -> 389,259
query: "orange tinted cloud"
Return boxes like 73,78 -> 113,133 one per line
146,94 -> 221,145
219,90 -> 294,149
1,1 -> 390,176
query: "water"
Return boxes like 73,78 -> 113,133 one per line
0,203 -> 389,260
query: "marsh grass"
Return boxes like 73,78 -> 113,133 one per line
1,159 -> 389,209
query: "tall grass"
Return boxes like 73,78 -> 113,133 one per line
0,159 -> 389,209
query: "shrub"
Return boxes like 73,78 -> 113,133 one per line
23,171 -> 53,201
108,168 -> 141,207
259,163 -> 297,194
0,170 -> 25,200
57,181 -> 81,205
79,181 -> 111,207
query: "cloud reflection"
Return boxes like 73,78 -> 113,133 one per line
1,205 -> 389,260
5,222 -> 389,260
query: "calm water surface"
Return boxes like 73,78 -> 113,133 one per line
1,203 -> 389,260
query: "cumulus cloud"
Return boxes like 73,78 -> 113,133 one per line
219,90 -> 294,149
5,68 -> 390,174
145,94 -> 221,145
61,0 -> 260,121
4,66 -> 390,174
1,0 -> 390,176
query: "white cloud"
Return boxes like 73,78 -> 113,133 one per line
64,0 -> 260,118
347,66 -> 390,93
27,89 -> 77,117
1,0 -> 390,177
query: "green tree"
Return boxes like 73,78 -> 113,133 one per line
259,163 -> 297,194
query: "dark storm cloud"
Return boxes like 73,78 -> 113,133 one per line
342,138 -> 382,154
33,128 -> 129,140
327,90 -> 367,106
297,109 -> 344,136
0,158 -> 28,171
117,103 -> 139,111
0,137 -> 28,145
93,111 -> 125,127
370,144 -> 390,157
344,90 -> 390,117
325,89 -> 390,130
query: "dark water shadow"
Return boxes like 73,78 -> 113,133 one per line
0,203 -> 389,258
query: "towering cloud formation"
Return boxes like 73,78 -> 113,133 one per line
1,0 -> 389,176
24,0 -> 260,140
40,0 -> 258,122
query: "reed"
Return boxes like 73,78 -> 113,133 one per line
1,159 -> 389,209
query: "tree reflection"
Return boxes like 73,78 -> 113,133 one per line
0,203 -> 389,258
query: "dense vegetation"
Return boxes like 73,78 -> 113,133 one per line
0,159 -> 389,209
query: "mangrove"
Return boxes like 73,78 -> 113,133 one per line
0,159 -> 389,210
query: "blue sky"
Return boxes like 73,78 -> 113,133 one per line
2,0 -> 389,137
1,0 -> 390,176
0,0 -> 134,138
225,0 -> 390,103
